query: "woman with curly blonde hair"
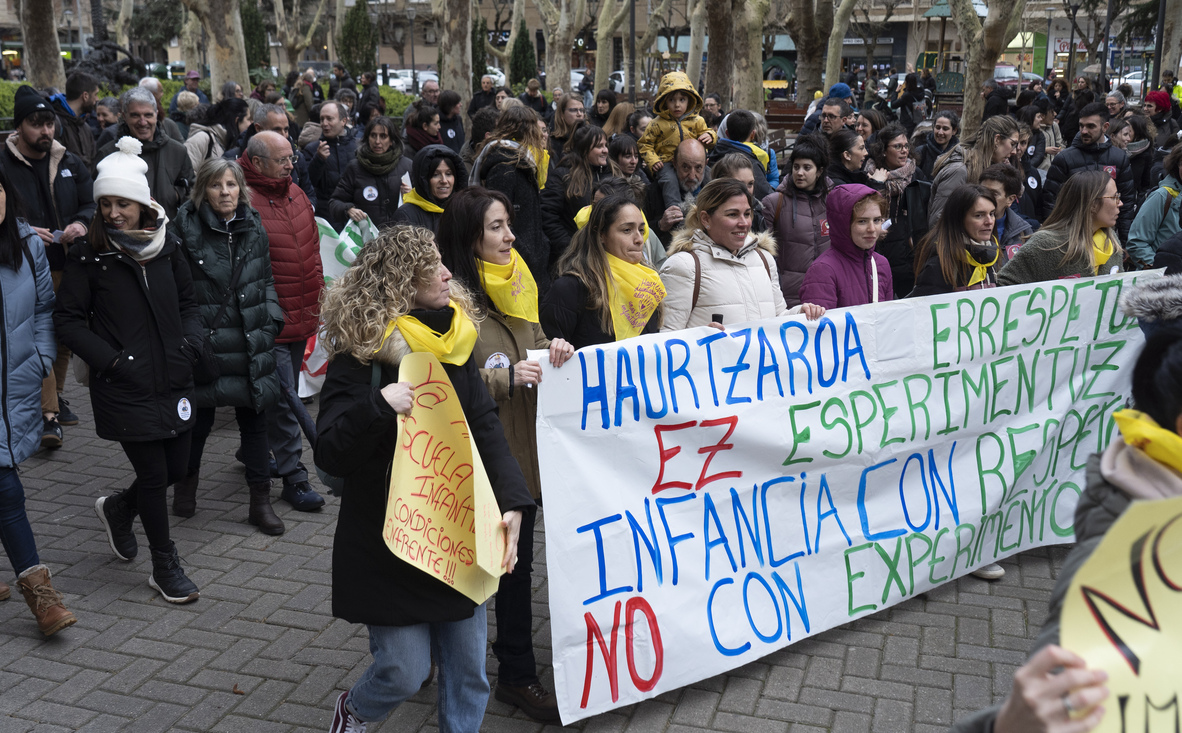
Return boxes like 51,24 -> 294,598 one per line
315,225 -> 534,732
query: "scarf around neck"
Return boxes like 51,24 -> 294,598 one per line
402,188 -> 444,213
883,159 -> 917,197
605,253 -> 665,341
106,203 -> 169,263
1092,230 -> 1114,274
384,304 -> 478,364
481,249 -> 539,323
406,126 -> 443,153
964,240 -> 999,288
1108,409 -> 1182,489
357,145 -> 401,176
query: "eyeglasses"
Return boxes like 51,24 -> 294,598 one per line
821,113 -> 841,121
1100,195 -> 1122,201
889,142 -> 910,151
259,154 -> 299,165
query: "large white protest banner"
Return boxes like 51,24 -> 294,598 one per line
535,272 -> 1154,724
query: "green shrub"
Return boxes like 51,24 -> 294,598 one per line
0,81 -> 30,125
378,87 -> 416,118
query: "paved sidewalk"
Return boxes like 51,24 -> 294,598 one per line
0,389 -> 1069,732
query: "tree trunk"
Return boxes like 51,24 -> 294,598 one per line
535,0 -> 586,102
328,0 -> 347,60
115,0 -> 134,49
704,0 -> 734,107
432,0 -> 471,133
686,0 -> 706,88
825,0 -> 858,98
90,0 -> 108,42
594,0 -> 629,92
18,0 -> 66,90
731,0 -> 768,111
274,0 -> 331,73
1165,0 -> 1182,83
785,0 -> 833,103
487,0 -> 525,82
950,0 -> 1026,137
180,8 -> 202,75
182,0 -> 251,95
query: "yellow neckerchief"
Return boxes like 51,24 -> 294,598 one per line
530,146 -> 550,189
403,188 -> 443,213
605,253 -> 665,340
575,204 -> 651,240
480,249 -> 539,323
379,304 -> 478,365
1165,186 -> 1181,198
1114,409 -> 1182,475
964,241 -> 1000,288
1092,229 -> 1114,274
742,142 -> 771,172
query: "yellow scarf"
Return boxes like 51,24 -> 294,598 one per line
480,249 -> 539,323
964,243 -> 1000,288
379,304 -> 478,365
1092,230 -> 1114,274
1114,409 -> 1182,475
402,188 -> 444,214
530,146 -> 550,189
575,205 -> 650,240
605,253 -> 665,340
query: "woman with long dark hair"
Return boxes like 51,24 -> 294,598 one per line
185,97 -> 251,173
588,89 -> 618,128
330,116 -> 414,229
55,138 -> 203,604
541,124 -> 612,259
928,114 -> 1020,227
911,184 -> 1003,296
890,72 -> 924,134
0,164 -> 77,636
549,95 -> 585,160
827,129 -> 879,188
608,133 -> 650,187
392,144 -> 467,234
403,103 -> 444,156
435,187 -> 572,722
764,134 -> 830,307
914,110 -> 960,178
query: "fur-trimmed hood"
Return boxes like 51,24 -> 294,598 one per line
1121,274 -> 1182,323
666,227 -> 777,259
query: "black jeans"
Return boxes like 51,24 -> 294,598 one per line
189,406 -> 270,484
492,504 -> 538,686
119,433 -> 191,551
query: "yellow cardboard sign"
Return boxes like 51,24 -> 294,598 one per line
381,352 -> 506,604
1060,494 -> 1182,732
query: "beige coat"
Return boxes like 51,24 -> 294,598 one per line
473,310 -> 551,499
659,229 -> 794,331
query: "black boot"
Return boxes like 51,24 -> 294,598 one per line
95,484 -> 138,561
247,481 -> 285,536
148,542 -> 199,604
172,472 -> 199,518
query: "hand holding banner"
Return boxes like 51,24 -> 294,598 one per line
382,352 -> 507,603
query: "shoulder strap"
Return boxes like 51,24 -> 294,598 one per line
772,193 -> 786,227
207,252 -> 249,334
756,248 -> 772,278
20,239 -> 38,289
1163,190 -> 1177,225
204,131 -> 215,163
690,250 -> 701,308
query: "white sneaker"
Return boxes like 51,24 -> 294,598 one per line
329,691 -> 367,733
971,562 -> 1005,580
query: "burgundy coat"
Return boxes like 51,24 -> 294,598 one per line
240,152 -> 323,344
799,183 -> 894,309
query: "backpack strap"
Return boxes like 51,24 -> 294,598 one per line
756,248 -> 772,279
690,250 -> 701,308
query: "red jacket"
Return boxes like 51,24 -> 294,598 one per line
240,152 -> 322,343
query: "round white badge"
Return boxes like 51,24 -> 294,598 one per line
1027,145 -> 1036,156
447,128 -> 456,139
363,186 -> 378,201
1028,176 -> 1038,190
484,352 -> 511,369
178,397 -> 192,421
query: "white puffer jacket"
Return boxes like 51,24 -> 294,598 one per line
659,228 -> 796,331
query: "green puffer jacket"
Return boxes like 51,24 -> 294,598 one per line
173,200 -> 283,412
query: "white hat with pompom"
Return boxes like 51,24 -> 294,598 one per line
93,136 -> 153,208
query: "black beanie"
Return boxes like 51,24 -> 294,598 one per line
14,85 -> 50,127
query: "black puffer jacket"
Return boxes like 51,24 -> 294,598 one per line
474,143 -> 551,294
329,153 -> 415,230
95,126 -> 195,220
541,274 -> 660,350
1043,134 -> 1135,240
54,225 -> 203,442
315,311 -> 533,627
173,200 -> 283,412
541,163 -> 611,261
391,144 -> 467,234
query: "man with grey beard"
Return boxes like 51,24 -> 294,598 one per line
645,138 -> 712,246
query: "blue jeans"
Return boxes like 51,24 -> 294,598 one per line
347,603 -> 490,732
0,467 -> 40,575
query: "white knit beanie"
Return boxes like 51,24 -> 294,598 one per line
93,137 -> 153,208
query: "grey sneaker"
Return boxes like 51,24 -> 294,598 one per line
971,562 -> 1005,580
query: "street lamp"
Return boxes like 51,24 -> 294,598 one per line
408,6 -> 417,95
1045,8 -> 1053,78
63,9 -> 73,59
1066,3 -> 1080,83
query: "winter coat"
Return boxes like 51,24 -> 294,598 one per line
996,227 -> 1124,285
54,218 -> 203,442
1040,121 -> 1064,171
467,90 -> 497,119
0,138 -> 95,271
473,142 -> 552,295
707,138 -> 773,199
995,206 -> 1034,260
1152,229 -> 1182,274
644,162 -> 713,246
1121,273 -> 1182,337
1043,134 -> 1136,241
927,145 -> 968,228
762,182 -> 829,307
826,163 -> 879,191
240,152 -> 322,344
636,72 -> 717,168
329,155 -> 415,230
890,91 -> 923,134
391,145 -> 467,235
517,92 -> 549,122
49,96 -> 96,169
291,81 -> 316,128
439,112 -> 466,154
982,89 -> 1009,120
1151,111 -> 1180,151
540,274 -> 660,350
799,183 -> 894,309
910,239 -> 1006,297
184,123 -> 229,174
875,168 -> 930,298
95,125 -> 195,220
0,223 -> 56,468
659,229 -> 789,330
224,129 -> 318,215
541,163 -> 611,260
473,310 -> 550,500
914,133 -> 958,179
328,73 -> 357,99
173,200 -> 282,412
315,312 -> 533,627
1132,178 -> 1182,272
305,134 -> 359,226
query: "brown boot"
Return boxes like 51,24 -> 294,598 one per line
247,481 -> 284,535
0,579 -> 9,600
172,472 -> 199,518
17,565 -> 76,637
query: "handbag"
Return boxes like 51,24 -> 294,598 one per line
315,360 -> 381,494
193,253 -> 248,384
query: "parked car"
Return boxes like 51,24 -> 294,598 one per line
607,70 -> 649,94
1119,71 -> 1144,100
384,69 -> 439,93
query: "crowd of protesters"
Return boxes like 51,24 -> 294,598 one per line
2,60 -> 1181,733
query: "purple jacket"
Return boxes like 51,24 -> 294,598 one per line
799,184 -> 894,308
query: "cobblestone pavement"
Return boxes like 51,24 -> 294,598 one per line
0,387 -> 1070,733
